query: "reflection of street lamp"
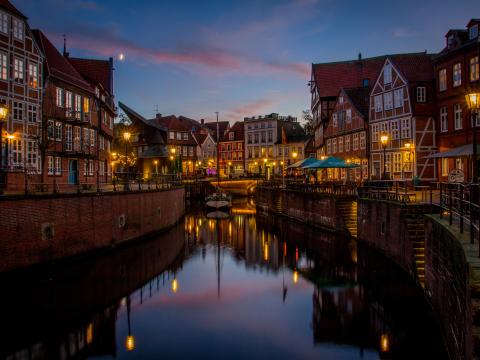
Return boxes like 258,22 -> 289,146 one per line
125,296 -> 135,351
293,270 -> 298,284
172,278 -> 178,293
380,134 -> 389,180
465,92 -> 480,182
123,132 -> 131,190
0,103 -> 9,194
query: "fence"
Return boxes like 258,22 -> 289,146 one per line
257,178 -> 358,197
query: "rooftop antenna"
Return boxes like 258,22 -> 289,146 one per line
155,104 -> 159,114
63,34 -> 69,57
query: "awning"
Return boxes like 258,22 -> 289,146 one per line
424,144 -> 480,158
287,157 -> 318,169
303,156 -> 360,169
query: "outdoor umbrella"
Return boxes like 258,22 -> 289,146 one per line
287,157 -> 318,169
303,156 -> 360,169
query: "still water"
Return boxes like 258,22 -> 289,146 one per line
0,199 -> 447,360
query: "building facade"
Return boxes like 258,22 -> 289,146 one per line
0,1 -> 43,191
369,55 -> 436,181
219,121 -> 244,176
324,87 -> 370,181
433,19 -> 480,182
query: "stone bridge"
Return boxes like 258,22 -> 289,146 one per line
207,179 -> 259,196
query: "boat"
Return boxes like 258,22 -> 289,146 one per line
205,191 -> 232,210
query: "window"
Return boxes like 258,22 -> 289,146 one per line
346,109 -> 352,123
254,133 -> 259,143
65,125 -> 72,151
372,123 -> 379,142
238,143 -> 242,150
394,88 -> 403,108
385,153 -> 391,173
362,79 -> 369,87
441,158 -> 449,177
470,57 -> 479,82
183,132 -> 188,140
99,136 -> 105,150
393,152 -> 402,172
229,132 -> 234,141
352,133 -> 359,150
338,136 -> 343,153
56,88 -> 64,107
440,107 -> 448,132
13,101 -> 23,121
28,63 -> 38,88
345,135 -> 350,152
83,128 -> 89,149
65,91 -> 72,113
0,53 -> 7,80
416,87 -> 426,102
455,158 -> 463,171
99,161 -> 105,176
383,63 -> 392,84
454,104 -> 463,130
326,139 -> 331,154
268,131 -> 273,142
26,141 -> 37,169
453,63 -> 462,87
74,126 -> 81,151
90,129 -> 95,147
47,120 -> 54,139
359,131 -> 366,149
169,132 -> 174,140
332,138 -> 337,153
439,69 -> 447,91
13,18 -> 23,40
248,133 -> 252,144
261,131 -> 266,143
83,97 -> 89,115
11,139 -> 22,166
401,118 -> 411,139
176,132 -> 181,140
55,121 -> 62,141
74,95 -> 82,119
374,95 -> 383,112
48,156 -> 54,175
332,113 -> 338,127
470,24 -> 479,40
89,160 -> 94,176
391,120 -> 399,140
0,12 -> 8,34
384,92 -> 393,110
380,121 -> 389,134
27,105 -> 37,123
14,58 -> 23,82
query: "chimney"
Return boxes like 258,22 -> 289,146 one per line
156,113 -> 162,119
63,34 -> 69,58
358,52 -> 362,61
201,118 -> 204,125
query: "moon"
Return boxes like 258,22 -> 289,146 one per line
118,53 -> 125,61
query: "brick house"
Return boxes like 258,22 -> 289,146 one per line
369,54 -> 436,181
68,57 -> 116,185
193,132 -> 217,175
324,87 -> 370,181
219,121 -> 244,176
432,19 -> 480,182
33,30 -> 110,190
0,0 -> 43,191
275,120 -> 308,172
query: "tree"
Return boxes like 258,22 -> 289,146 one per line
301,109 -> 314,135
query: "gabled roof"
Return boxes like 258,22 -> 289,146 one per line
343,87 -> 371,118
0,0 -> 27,19
68,57 -> 113,94
192,132 -> 207,146
118,101 -> 167,133
312,52 -> 432,98
203,121 -> 230,140
276,120 -> 307,144
150,115 -> 190,132
32,30 -> 93,93
221,121 -> 244,142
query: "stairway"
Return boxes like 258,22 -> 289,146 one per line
337,200 -> 358,238
405,214 -> 426,288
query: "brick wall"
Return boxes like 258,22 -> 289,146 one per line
0,187 -> 185,272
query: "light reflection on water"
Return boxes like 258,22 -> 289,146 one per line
0,198 -> 446,360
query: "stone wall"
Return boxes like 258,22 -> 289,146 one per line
0,187 -> 185,272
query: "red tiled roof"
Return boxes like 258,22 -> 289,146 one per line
68,58 -> 112,94
221,121 -> 244,142
150,115 -> 189,132
343,87 -> 371,119
0,0 -> 26,19
203,121 -> 229,140
32,30 -> 93,93
192,133 -> 207,145
313,52 -> 433,98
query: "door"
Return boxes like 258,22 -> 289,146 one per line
68,159 -> 78,184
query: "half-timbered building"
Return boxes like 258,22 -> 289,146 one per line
369,54 -> 436,181
324,87 -> 370,181
219,121 -> 245,176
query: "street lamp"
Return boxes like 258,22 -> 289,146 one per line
123,131 -> 131,190
380,134 -> 389,180
153,160 -> 158,177
0,103 -> 8,194
292,152 -> 298,159
465,92 -> 480,182
170,147 -> 177,174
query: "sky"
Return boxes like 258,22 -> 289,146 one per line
15,0 -> 480,124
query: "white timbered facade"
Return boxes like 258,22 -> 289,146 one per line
369,57 -> 436,181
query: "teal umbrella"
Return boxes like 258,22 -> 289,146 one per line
287,157 -> 318,169
303,156 -> 360,169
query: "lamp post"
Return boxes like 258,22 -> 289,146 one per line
380,134 -> 389,181
123,131 -> 131,190
465,92 -> 480,183
170,147 -> 177,175
0,103 -> 9,194
153,160 -> 158,177
263,157 -> 268,180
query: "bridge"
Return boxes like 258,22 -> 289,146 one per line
207,179 -> 259,196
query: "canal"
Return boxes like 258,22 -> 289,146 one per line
0,198 -> 447,359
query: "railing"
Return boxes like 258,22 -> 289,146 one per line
257,178 -> 358,197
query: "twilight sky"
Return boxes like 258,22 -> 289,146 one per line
16,0 -> 480,123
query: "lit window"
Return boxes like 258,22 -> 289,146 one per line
83,97 -> 89,114
14,58 -> 24,83
453,63 -> 462,87
28,63 -> 38,88
439,69 -> 447,91
441,158 -> 448,177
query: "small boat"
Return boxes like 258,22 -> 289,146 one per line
206,210 -> 230,219
205,191 -> 232,210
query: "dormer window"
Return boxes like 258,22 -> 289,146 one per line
470,24 -> 479,40
383,63 -> 392,84
229,132 -> 234,140
447,35 -> 455,49
0,12 -> 8,34
13,18 -> 23,40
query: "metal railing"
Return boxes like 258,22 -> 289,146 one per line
257,178 -> 358,197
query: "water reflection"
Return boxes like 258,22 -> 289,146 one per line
0,198 -> 446,359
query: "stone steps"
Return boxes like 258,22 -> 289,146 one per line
337,200 -> 358,238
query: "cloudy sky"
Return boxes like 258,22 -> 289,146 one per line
15,0 -> 479,123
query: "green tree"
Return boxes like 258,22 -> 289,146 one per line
301,109 -> 314,135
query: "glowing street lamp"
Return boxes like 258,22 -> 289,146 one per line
123,131 -> 131,190
153,160 -> 158,176
465,92 -> 480,182
380,134 -> 389,180
0,103 -> 8,194
292,152 -> 298,159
